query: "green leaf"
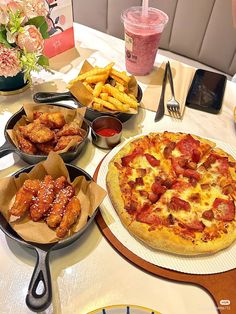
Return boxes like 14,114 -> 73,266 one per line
38,55 -> 49,67
0,30 -> 12,48
27,16 -> 49,39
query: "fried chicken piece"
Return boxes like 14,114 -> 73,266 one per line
54,176 -> 68,194
30,175 -> 55,221
37,112 -> 66,129
56,120 -> 83,137
56,196 -> 81,238
36,141 -> 56,155
54,135 -> 83,151
10,179 -> 40,217
19,123 -> 55,144
46,185 -> 75,228
16,131 -> 37,154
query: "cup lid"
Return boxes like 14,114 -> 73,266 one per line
121,6 -> 169,31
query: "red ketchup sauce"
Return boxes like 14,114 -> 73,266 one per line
95,128 -> 120,137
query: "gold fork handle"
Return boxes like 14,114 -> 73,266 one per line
167,61 -> 175,98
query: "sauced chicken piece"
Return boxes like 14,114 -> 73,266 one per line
46,185 -> 75,228
30,175 -> 55,221
56,196 -> 81,238
56,120 -> 83,137
16,131 -> 37,154
54,135 -> 83,151
36,141 -> 55,154
54,176 -> 68,194
10,179 -> 40,217
18,123 -> 54,144
35,112 -> 66,129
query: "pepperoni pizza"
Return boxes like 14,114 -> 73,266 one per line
106,132 -> 236,255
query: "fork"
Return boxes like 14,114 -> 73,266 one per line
166,61 -> 181,117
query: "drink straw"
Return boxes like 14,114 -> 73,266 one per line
142,0 -> 149,17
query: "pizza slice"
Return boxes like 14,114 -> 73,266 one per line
197,147 -> 236,199
157,132 -> 215,187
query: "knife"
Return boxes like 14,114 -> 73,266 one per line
154,63 -> 168,122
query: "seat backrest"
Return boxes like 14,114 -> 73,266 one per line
72,0 -> 236,76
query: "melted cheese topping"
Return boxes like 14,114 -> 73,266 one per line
117,133 -> 235,240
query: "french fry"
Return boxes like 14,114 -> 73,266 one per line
93,81 -> 104,97
100,92 -> 109,101
110,73 -> 127,86
104,84 -> 138,109
94,97 -> 117,111
92,102 -> 103,111
86,73 -> 109,84
111,68 -> 131,83
83,82 -> 94,94
76,67 -> 105,81
107,96 -> 129,112
76,63 -> 114,81
115,82 -> 125,92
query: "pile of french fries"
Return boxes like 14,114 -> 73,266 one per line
68,62 -> 139,113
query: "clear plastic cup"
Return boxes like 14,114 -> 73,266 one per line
121,6 -> 169,76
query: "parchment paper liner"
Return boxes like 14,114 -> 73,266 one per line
7,104 -> 88,154
68,60 -> 139,115
0,152 -> 107,244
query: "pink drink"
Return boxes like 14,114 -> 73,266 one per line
121,7 -> 168,76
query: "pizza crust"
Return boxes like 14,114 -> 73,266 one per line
127,219 -> 236,255
106,139 -> 135,225
161,131 -> 216,149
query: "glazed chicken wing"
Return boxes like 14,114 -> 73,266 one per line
30,175 -> 55,221
37,112 -> 66,129
36,141 -> 55,154
54,176 -> 68,194
54,135 -> 83,151
19,123 -> 54,144
16,131 -> 37,155
56,120 -> 83,137
10,179 -> 40,217
56,196 -> 81,238
46,185 -> 75,228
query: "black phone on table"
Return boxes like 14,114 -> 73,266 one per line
186,69 -> 227,114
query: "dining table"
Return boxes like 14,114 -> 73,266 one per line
0,22 -> 236,314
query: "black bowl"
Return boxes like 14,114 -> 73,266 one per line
0,104 -> 90,164
0,163 -> 99,312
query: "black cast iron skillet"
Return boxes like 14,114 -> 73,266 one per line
0,164 -> 99,312
0,104 -> 90,164
33,84 -> 143,122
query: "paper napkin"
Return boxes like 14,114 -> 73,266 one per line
140,61 -> 196,118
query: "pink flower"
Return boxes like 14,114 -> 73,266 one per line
17,0 -> 48,19
0,0 -> 11,5
7,1 -> 22,13
0,5 -> 8,24
0,1 -> 24,25
0,45 -> 21,77
16,25 -> 44,53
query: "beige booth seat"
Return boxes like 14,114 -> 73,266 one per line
72,0 -> 236,77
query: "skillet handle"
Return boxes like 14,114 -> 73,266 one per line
0,141 -> 15,158
26,248 -> 52,312
33,91 -> 73,103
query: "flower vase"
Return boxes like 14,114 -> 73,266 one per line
0,71 -> 30,95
